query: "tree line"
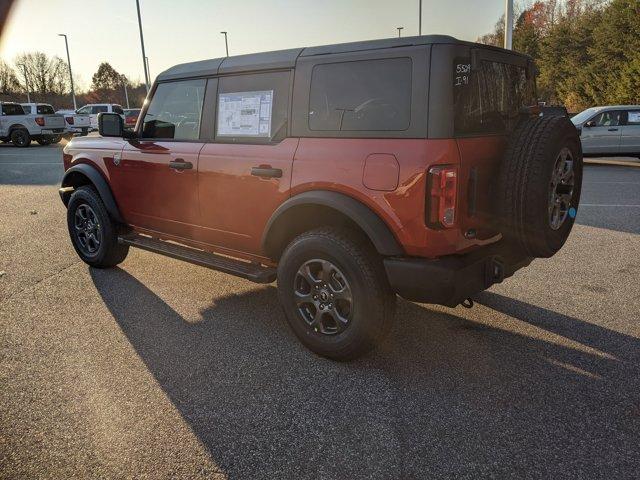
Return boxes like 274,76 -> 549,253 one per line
478,0 -> 639,112
0,54 -> 147,110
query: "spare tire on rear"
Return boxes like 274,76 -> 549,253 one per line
496,114 -> 583,258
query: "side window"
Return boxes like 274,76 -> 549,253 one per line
215,71 -> 290,143
22,105 -> 32,114
92,106 -> 108,114
77,106 -> 90,114
37,105 -> 54,114
142,79 -> 206,140
3,104 -> 25,115
626,111 -> 640,126
112,105 -> 124,114
593,111 -> 622,127
308,58 -> 412,132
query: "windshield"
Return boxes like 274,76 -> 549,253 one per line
571,107 -> 600,125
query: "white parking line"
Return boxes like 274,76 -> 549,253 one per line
580,204 -> 640,207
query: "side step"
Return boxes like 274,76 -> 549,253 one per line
118,234 -> 276,284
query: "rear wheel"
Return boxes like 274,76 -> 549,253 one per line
36,137 -> 52,146
10,128 -> 30,147
277,227 -> 395,361
67,185 -> 129,268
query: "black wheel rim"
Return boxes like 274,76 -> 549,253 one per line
74,204 -> 102,255
548,147 -> 575,230
13,131 -> 27,146
294,259 -> 353,335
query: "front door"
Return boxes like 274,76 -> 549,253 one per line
581,110 -> 623,155
196,71 -> 295,256
108,78 -> 207,239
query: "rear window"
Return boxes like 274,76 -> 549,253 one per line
37,105 -> 55,114
454,58 -> 535,136
308,58 -> 412,132
2,104 -> 25,115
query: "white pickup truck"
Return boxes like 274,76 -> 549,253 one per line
75,104 -> 125,130
55,109 -> 91,137
0,102 -> 66,147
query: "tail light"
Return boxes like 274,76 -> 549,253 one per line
427,165 -> 458,229
35,117 -> 45,127
66,116 -> 74,125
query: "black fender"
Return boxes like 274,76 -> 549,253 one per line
262,190 -> 404,258
60,163 -> 124,223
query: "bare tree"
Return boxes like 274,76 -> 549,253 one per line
14,52 -> 69,96
0,59 -> 19,94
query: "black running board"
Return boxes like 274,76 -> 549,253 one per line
118,234 -> 276,284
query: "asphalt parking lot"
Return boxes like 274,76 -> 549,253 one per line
1,143 -> 639,479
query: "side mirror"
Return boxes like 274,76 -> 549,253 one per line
98,112 -> 124,137
584,120 -> 596,128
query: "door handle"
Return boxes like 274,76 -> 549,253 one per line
608,128 -> 619,131
169,159 -> 193,170
251,166 -> 282,178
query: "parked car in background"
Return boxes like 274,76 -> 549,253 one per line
75,104 -> 125,130
56,109 -> 91,137
0,102 -> 65,146
59,35 -> 583,360
571,105 -> 640,157
123,108 -> 141,130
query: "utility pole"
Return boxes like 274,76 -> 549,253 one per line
397,27 -> 404,38
123,81 -> 130,108
504,0 -> 514,49
17,64 -> 30,103
136,0 -> 150,92
220,31 -> 229,57
58,34 -> 77,110
418,0 -> 422,35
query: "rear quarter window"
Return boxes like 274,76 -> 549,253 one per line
308,58 -> 412,132
454,58 -> 535,136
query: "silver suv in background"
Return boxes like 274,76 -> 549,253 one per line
75,104 -> 125,130
571,105 -> 640,158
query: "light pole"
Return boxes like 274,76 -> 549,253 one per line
123,80 -> 130,108
145,56 -> 151,81
504,0 -> 514,49
136,0 -> 150,92
58,34 -> 77,110
397,27 -> 404,38
17,64 -> 30,103
220,31 -> 229,57
418,0 -> 422,35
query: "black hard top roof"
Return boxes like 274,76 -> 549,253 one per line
157,34 -> 526,81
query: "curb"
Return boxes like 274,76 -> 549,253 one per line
584,158 -> 640,168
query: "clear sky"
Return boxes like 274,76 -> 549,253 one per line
0,0 -> 506,91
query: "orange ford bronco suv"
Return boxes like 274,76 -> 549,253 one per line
60,35 -> 582,360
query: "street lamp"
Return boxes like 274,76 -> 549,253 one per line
136,0 -> 150,91
220,31 -> 229,57
145,56 -> 151,80
397,27 -> 404,38
504,0 -> 514,49
418,0 -> 422,35
58,34 -> 77,110
17,64 -> 30,103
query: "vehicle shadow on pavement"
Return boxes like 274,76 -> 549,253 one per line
90,267 -> 640,479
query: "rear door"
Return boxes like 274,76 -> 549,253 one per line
619,110 -> 640,155
197,71 -> 297,255
581,110 -> 623,155
110,79 -> 207,238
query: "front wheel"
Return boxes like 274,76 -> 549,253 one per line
67,186 -> 129,268
10,129 -> 30,147
277,227 -> 395,361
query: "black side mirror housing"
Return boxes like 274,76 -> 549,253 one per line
98,112 -> 124,137
584,120 -> 596,128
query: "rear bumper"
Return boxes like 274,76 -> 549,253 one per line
384,241 -> 532,307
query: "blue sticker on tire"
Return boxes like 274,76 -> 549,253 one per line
568,207 -> 576,218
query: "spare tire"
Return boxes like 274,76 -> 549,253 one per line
496,114 -> 583,258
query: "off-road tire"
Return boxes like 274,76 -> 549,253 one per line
497,114 -> 583,258
10,128 -> 30,147
277,227 -> 396,361
67,185 -> 129,268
